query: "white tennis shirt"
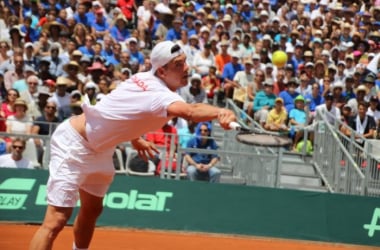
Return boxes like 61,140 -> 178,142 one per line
82,71 -> 184,152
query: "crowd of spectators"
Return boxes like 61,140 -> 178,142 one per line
0,0 -> 380,171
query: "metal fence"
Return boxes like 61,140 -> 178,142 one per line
312,110 -> 380,197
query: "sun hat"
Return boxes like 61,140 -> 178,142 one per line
150,41 -> 184,73
14,98 -> 28,110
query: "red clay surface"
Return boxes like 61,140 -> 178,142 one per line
1,224 -> 379,250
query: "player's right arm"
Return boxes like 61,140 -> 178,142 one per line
167,102 -> 236,130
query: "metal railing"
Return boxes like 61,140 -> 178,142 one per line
312,110 -> 380,197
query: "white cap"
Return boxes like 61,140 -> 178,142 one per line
85,81 -> 98,90
151,41 -> 184,73
200,26 -> 210,33
190,73 -> 202,81
24,42 -> 34,48
321,49 -> 330,57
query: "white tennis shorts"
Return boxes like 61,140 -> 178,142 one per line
46,119 -> 115,207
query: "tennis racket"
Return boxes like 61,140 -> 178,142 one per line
229,122 -> 292,147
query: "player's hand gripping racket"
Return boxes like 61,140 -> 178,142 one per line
229,122 -> 292,147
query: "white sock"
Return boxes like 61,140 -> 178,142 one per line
73,242 -> 88,250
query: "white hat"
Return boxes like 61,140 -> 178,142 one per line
190,73 -> 202,81
321,50 -> 330,57
24,42 -> 34,48
151,41 -> 184,73
286,46 -> 294,53
85,81 -> 98,90
260,10 -> 269,17
200,26 -> 210,33
331,81 -> 345,91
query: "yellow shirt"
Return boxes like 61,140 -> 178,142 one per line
266,107 -> 287,125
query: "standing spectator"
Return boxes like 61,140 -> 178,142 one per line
315,93 -> 341,125
185,122 -> 221,183
0,138 -> 34,169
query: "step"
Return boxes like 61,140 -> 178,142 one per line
281,163 -> 317,177
220,175 -> 246,185
280,183 -> 328,193
280,175 -> 322,188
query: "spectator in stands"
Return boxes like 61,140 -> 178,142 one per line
251,81 -> 276,126
20,75 -> 42,120
47,77 -> 71,121
367,96 -> 380,127
32,101 -> 60,165
185,122 -> 221,183
222,51 -> 244,99
201,66 -> 220,100
83,82 -> 98,105
91,9 -> 109,41
347,102 -> 377,146
232,58 -> 254,109
0,88 -> 19,132
214,39 -> 231,75
6,98 -> 32,151
127,37 -> 145,73
48,43 -> 66,77
279,77 -> 300,114
110,14 -> 130,43
289,95 -> 309,150
305,82 -> 324,116
4,54 -> 24,90
192,42 -> 215,77
347,85 -> 369,116
330,81 -> 346,110
78,35 -> 95,58
0,40 -> 11,65
264,97 -> 288,132
180,74 -> 207,104
315,93 -> 341,125
63,61 -> 84,93
23,42 -> 38,71
0,137 -> 33,169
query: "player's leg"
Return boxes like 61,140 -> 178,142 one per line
29,205 -> 73,250
73,189 -> 104,249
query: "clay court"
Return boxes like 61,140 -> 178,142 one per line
1,223 -> 379,250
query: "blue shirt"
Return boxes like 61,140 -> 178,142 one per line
186,137 -> 218,164
222,63 -> 244,81
110,26 -> 130,42
130,51 -> 144,65
91,20 -> 109,33
279,90 -> 300,113
304,94 -> 324,112
79,46 -> 95,58
253,90 -> 276,112
21,25 -> 40,43
74,14 -> 91,27
166,28 -> 181,41
289,108 -> 306,125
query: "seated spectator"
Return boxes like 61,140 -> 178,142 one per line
347,102 -> 377,146
264,97 -> 288,132
279,77 -> 300,114
184,122 -> 221,183
201,66 -> 221,100
180,74 -> 207,104
110,14 -> 130,42
305,82 -> 324,116
0,138 -> 33,169
47,77 -> 71,121
0,88 -> 19,132
367,96 -> 380,126
6,98 -> 32,151
232,58 -> 254,109
314,93 -> 341,125
288,95 -> 309,149
251,81 -> 276,126
32,101 -> 60,165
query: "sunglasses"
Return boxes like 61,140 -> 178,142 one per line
12,145 -> 24,150
45,106 -> 56,109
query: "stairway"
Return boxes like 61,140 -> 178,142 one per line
211,122 -> 327,192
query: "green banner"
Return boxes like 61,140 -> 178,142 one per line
0,168 -> 379,247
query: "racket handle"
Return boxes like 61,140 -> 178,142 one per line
229,121 -> 241,130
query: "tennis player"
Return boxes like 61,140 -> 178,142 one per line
29,41 -> 236,250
